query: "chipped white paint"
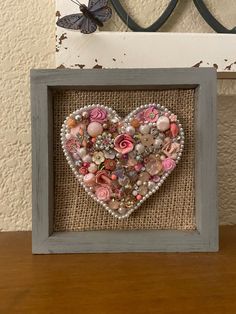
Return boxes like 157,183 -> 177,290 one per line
56,31 -> 236,71
55,1 -> 236,71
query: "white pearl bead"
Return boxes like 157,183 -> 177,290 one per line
75,114 -> 81,121
126,125 -> 135,135
65,133 -> 72,140
118,208 -> 126,214
139,124 -> 150,134
82,111 -> 89,118
112,117 -> 119,123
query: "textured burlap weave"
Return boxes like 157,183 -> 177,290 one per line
53,89 -> 196,231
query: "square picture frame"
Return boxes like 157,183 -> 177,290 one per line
31,68 -> 218,253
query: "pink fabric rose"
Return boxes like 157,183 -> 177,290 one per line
79,166 -> 88,175
162,158 -> 176,171
95,185 -> 111,202
114,134 -> 134,154
134,163 -> 143,172
144,106 -> 159,122
96,170 -> 112,185
89,107 -> 107,123
162,142 -> 180,159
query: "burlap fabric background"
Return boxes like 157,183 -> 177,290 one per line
53,89 -> 196,231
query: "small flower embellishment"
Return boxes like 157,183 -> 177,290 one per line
92,151 -> 105,165
95,185 -> 112,202
104,159 -> 116,171
169,114 -> 177,122
162,158 -> 176,171
95,132 -> 114,151
140,134 -> 155,147
144,106 -> 159,122
114,134 -> 134,154
162,141 -> 180,159
79,166 -> 88,175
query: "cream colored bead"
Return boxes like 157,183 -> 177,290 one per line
156,116 -> 170,131
139,124 -> 150,134
135,143 -> 145,154
88,163 -> 98,173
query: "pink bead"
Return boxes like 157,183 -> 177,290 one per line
136,194 -> 142,201
87,122 -> 103,137
111,174 -> 117,181
156,116 -> 170,131
83,173 -> 95,187
134,163 -> 143,172
83,162 -> 90,167
170,123 -> 179,137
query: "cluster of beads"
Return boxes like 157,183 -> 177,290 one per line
61,103 -> 184,219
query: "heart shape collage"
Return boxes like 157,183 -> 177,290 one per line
61,103 -> 184,219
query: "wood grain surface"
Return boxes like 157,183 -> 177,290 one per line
0,226 -> 235,313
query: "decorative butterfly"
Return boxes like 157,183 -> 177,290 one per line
56,0 -> 112,34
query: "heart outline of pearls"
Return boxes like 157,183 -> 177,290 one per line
61,104 -> 185,219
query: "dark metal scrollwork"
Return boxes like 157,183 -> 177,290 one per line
193,0 -> 236,34
110,0 -> 236,34
110,0 -> 178,32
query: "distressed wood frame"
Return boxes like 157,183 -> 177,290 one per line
31,68 -> 218,254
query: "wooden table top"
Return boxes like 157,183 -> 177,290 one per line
0,226 -> 236,314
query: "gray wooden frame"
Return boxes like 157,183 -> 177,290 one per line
31,68 -> 218,253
